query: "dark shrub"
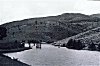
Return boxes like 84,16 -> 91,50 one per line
61,43 -> 66,47
97,44 -> 100,51
66,39 -> 85,50
0,26 -> 7,40
74,40 -> 85,50
88,42 -> 96,51
46,41 -> 54,44
28,40 -> 40,44
66,39 -> 74,49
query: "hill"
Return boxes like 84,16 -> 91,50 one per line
0,13 -> 100,43
91,14 -> 100,18
56,27 -> 100,47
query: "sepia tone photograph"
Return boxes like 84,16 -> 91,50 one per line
0,0 -> 100,66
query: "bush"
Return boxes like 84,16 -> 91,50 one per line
66,39 -> 85,50
46,41 -> 54,44
66,39 -> 74,49
61,43 -> 66,47
97,44 -> 100,51
88,42 -> 96,51
75,40 -> 85,50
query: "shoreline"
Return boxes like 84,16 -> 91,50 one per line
0,47 -> 32,66
0,54 -> 31,66
0,47 -> 32,53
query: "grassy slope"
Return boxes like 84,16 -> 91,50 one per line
56,26 -> 100,45
0,13 -> 100,43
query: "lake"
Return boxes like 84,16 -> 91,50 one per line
4,44 -> 100,66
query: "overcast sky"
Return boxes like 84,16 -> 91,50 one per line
0,0 -> 100,25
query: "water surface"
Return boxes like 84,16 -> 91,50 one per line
4,44 -> 100,66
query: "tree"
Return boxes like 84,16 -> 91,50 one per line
0,26 -> 7,40
88,42 -> 96,51
97,43 -> 100,51
66,39 -> 84,50
66,39 -> 74,49
74,40 -> 84,50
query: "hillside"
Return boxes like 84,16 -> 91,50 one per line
56,27 -> 100,46
0,13 -> 100,43
91,14 -> 100,18
71,27 -> 100,44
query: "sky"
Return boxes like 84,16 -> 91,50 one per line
0,0 -> 100,25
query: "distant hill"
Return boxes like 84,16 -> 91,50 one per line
1,13 -> 100,43
91,14 -> 100,18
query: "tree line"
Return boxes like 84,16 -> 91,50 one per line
62,39 -> 100,51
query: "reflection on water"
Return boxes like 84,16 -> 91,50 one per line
4,44 -> 100,66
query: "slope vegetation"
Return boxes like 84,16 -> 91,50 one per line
0,13 -> 100,43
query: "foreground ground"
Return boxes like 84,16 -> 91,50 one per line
0,54 -> 30,66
